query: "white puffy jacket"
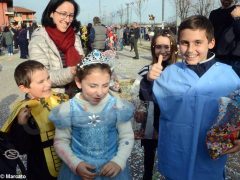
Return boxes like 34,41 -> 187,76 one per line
29,27 -> 84,93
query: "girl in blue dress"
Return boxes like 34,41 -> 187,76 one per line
49,50 -> 134,180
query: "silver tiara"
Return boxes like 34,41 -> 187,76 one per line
79,49 -> 110,68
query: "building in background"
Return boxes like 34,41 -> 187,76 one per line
0,0 -> 13,27
13,6 -> 36,26
0,0 -> 35,29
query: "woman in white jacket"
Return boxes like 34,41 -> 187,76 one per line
29,0 -> 84,96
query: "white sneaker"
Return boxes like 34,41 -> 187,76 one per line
8,53 -> 10,56
10,53 -> 13,56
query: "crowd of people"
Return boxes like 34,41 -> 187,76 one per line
0,0 -> 240,180
0,22 -> 38,58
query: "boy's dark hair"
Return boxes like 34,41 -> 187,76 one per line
178,15 -> 214,42
14,60 -> 46,88
76,64 -> 112,82
41,0 -> 79,29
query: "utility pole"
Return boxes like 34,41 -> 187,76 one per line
99,0 -> 102,19
162,0 -> 165,29
126,3 -> 130,25
162,0 -> 164,22
176,0 -> 178,34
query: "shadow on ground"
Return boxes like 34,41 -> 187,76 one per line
140,55 -> 152,61
0,94 -> 19,127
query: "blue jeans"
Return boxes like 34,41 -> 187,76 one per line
118,38 -> 123,50
7,44 -> 13,54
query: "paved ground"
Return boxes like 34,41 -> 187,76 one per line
0,42 -> 152,126
0,41 -> 240,179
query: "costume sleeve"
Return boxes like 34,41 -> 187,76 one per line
116,98 -> 135,123
139,75 -> 154,101
54,128 -> 83,174
49,101 -> 71,128
110,121 -> 134,169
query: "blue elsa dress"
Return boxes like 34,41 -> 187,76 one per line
50,94 -> 134,180
153,62 -> 240,180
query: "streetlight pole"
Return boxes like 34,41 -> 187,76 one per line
126,3 -> 130,25
176,0 -> 179,34
162,0 -> 164,29
99,0 -> 102,19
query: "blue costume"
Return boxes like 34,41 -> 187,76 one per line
49,94 -> 134,180
153,61 -> 240,180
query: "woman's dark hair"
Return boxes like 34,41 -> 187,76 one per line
41,0 -> 79,28
74,20 -> 81,33
150,29 -> 178,65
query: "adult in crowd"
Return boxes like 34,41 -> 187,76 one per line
29,0 -> 84,96
18,23 -> 29,59
116,25 -> 123,51
92,16 -> 106,51
123,25 -> 130,46
2,26 -> 13,56
132,22 -> 140,59
28,22 -> 38,40
209,0 -> 240,76
129,26 -> 134,52
106,26 -> 114,50
11,24 -> 20,49
86,23 -> 95,54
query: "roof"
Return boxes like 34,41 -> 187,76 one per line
13,6 -> 36,13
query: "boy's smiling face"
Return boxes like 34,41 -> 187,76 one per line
19,69 -> 52,99
179,29 -> 215,65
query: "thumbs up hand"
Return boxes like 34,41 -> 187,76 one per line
147,55 -> 163,81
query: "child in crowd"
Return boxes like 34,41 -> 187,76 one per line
148,15 -> 240,179
1,60 -> 68,179
49,49 -> 134,180
134,29 -> 178,180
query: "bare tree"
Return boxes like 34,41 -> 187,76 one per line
117,5 -> 124,25
191,0 -> 215,17
132,0 -> 148,25
175,0 -> 192,21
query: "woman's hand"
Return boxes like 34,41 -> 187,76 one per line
147,55 -> 163,81
100,161 -> 121,178
69,66 -> 77,75
76,162 -> 96,180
